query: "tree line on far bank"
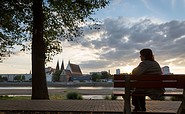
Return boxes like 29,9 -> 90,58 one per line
0,75 -> 30,82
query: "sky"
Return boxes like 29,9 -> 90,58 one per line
1,0 -> 185,74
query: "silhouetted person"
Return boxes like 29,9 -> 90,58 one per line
132,48 -> 165,111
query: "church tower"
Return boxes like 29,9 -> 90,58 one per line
61,60 -> 64,72
55,60 -> 60,71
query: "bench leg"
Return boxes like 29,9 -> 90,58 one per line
124,97 -> 131,114
124,76 -> 131,114
177,89 -> 185,114
123,96 -> 131,114
123,96 -> 126,114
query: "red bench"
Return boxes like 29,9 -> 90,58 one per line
113,74 -> 185,114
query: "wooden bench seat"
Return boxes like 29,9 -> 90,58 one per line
113,74 -> 185,114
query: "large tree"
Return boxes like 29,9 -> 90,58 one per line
0,0 -> 109,99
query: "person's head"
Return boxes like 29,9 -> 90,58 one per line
140,48 -> 154,61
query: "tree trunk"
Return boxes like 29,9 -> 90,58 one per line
32,0 -> 49,100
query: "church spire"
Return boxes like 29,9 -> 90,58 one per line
56,60 -> 59,71
61,60 -> 64,72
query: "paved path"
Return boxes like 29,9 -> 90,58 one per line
0,100 -> 181,114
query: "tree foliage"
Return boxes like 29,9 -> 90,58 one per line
0,75 -> 8,82
0,0 -> 109,99
91,73 -> 101,82
0,0 -> 32,62
52,70 -> 62,82
14,75 -> 25,81
100,71 -> 109,79
0,0 -> 109,62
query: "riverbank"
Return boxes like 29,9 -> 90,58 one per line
0,82 -> 117,96
0,82 -> 182,100
0,82 -> 113,87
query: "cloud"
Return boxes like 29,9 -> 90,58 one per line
77,17 -> 185,73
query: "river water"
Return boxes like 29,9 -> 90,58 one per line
0,86 -> 124,99
0,86 -> 115,89
0,87 -> 182,100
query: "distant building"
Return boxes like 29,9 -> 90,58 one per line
45,67 -> 55,82
0,74 -> 31,82
60,61 -> 83,82
71,75 -> 91,82
161,66 -> 171,75
66,61 -> 83,76
0,67 -> 55,82
116,69 -> 120,74
60,70 -> 71,82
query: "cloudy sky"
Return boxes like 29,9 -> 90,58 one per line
1,0 -> 185,74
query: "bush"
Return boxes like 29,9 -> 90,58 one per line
66,92 -> 83,100
104,95 -> 110,100
104,95 -> 117,100
111,94 -> 117,100
159,96 -> 165,100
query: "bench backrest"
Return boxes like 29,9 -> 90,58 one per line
114,74 -> 185,89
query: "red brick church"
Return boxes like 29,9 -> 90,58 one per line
59,61 -> 83,82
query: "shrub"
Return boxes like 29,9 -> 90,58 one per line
111,94 -> 117,100
159,96 -> 165,101
104,94 -> 117,100
104,95 -> 110,100
66,92 -> 83,100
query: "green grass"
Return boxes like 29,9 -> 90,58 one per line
0,95 -> 66,100
49,94 -> 66,100
0,93 -> 71,100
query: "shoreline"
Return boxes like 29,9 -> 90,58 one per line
0,82 -> 182,96
0,82 -> 113,87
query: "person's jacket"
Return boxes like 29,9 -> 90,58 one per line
132,60 -> 165,100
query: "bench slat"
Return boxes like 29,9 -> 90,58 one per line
114,74 -> 185,88
114,75 -> 185,80
114,82 -> 178,88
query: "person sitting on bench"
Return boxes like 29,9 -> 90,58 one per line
132,48 -> 165,111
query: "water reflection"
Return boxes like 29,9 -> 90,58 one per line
0,87 -> 182,100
